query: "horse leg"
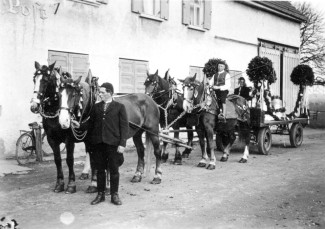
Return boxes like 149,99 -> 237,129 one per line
149,132 -> 162,184
131,130 -> 145,183
204,115 -> 216,170
65,140 -> 76,194
173,131 -> 182,165
196,124 -> 208,167
161,142 -> 169,163
48,139 -> 65,193
220,131 -> 236,162
79,152 -> 90,180
182,125 -> 193,158
239,125 -> 251,163
85,151 -> 98,193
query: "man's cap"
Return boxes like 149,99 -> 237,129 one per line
238,77 -> 245,81
100,82 -> 114,94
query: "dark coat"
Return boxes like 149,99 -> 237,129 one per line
234,86 -> 252,101
87,100 -> 129,147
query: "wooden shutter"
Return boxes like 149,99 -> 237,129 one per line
48,51 -> 69,72
229,70 -> 242,94
203,0 -> 211,30
283,52 -> 300,115
132,0 -> 143,13
160,0 -> 169,20
259,47 -> 281,97
182,0 -> 190,25
119,59 -> 148,93
69,53 -> 89,81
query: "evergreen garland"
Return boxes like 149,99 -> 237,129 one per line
203,58 -> 229,78
288,64 -> 314,118
246,56 -> 277,84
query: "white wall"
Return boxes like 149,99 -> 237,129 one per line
0,0 -> 302,156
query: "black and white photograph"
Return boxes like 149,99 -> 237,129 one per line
1,0 -> 325,228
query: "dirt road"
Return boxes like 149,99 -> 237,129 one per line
1,128 -> 325,229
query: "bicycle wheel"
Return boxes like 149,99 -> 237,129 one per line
16,132 -> 35,165
41,133 -> 66,156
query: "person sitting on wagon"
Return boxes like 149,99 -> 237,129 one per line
234,77 -> 252,101
208,62 -> 231,122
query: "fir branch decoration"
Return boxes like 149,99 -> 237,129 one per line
246,56 -> 277,84
288,64 -> 315,118
203,58 -> 229,78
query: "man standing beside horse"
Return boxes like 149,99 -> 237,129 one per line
73,82 -> 128,205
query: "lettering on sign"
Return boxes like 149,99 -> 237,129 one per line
2,0 -> 61,19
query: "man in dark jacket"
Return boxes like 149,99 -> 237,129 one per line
234,77 -> 252,101
74,82 -> 128,205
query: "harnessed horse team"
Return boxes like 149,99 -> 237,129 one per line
30,61 -> 251,196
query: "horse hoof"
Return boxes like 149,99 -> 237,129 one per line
220,156 -> 228,162
197,162 -> 206,167
65,185 -> 76,194
79,173 -> 89,180
53,182 -> 65,193
206,164 -> 216,170
85,186 -> 98,193
174,159 -> 182,165
150,177 -> 161,184
239,158 -> 247,163
131,175 -> 142,183
182,153 -> 190,158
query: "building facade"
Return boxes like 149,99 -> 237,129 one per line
0,0 -> 305,156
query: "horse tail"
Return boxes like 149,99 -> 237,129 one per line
144,132 -> 153,177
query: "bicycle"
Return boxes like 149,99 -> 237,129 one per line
15,122 -> 66,165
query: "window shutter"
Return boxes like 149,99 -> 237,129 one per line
160,0 -> 169,20
182,0 -> 190,25
132,0 -> 143,13
203,0 -> 211,29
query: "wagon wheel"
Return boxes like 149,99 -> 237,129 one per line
257,127 -> 272,155
289,123 -> 303,148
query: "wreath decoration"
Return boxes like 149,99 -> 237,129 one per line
246,56 -> 279,120
288,64 -> 314,118
203,58 -> 229,78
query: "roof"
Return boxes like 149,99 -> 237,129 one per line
255,1 -> 307,22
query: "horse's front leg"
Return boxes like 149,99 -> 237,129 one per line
161,142 -> 169,163
173,130 -> 182,165
65,140 -> 76,194
220,131 -> 236,162
48,138 -> 64,193
239,126 -> 251,163
131,131 -> 145,183
149,133 -> 162,184
196,124 -> 208,167
182,125 -> 193,158
204,115 -> 216,170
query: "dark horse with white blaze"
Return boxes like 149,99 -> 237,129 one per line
59,78 -> 163,184
30,61 -> 95,193
144,70 -> 195,165
180,74 -> 251,169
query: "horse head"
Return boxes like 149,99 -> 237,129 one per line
59,75 -> 90,129
144,69 -> 162,96
179,73 -> 202,113
30,61 -> 60,114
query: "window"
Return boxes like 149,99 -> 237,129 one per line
48,50 -> 89,81
183,0 -> 211,30
132,0 -> 169,21
119,58 -> 148,93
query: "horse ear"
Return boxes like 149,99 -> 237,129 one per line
178,79 -> 184,83
146,70 -> 150,77
164,69 -> 170,81
35,61 -> 41,70
57,66 -> 62,75
85,69 -> 92,85
74,75 -> 83,85
192,73 -> 197,81
155,69 -> 158,75
49,61 -> 56,71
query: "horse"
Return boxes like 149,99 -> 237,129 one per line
180,74 -> 251,169
59,79 -> 163,184
30,61 -> 95,193
144,69 -> 195,165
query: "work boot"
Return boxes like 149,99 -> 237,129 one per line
111,192 -> 122,205
91,192 -> 105,205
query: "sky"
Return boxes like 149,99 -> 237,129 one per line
293,0 -> 325,16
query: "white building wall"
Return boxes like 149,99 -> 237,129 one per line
0,0 -> 302,156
